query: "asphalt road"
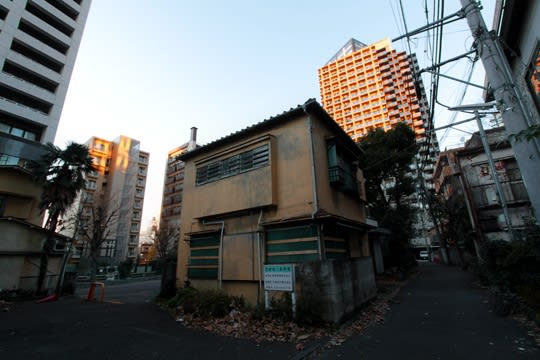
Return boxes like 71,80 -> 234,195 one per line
75,279 -> 161,303
1,279 -> 295,359
2,265 -> 538,359
315,263 -> 539,359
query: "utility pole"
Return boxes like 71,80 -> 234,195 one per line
460,0 -> 540,222
473,111 -> 516,240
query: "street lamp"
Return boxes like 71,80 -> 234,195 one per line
448,102 -> 516,241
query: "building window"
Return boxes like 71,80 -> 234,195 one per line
0,121 -> 39,141
327,141 -> 359,195
196,144 -> 269,186
188,233 -> 220,279
86,180 -> 96,189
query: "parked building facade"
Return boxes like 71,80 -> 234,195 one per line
176,99 -> 379,314
0,0 -> 92,291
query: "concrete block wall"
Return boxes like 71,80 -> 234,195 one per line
297,257 -> 376,323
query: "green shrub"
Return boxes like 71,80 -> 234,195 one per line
479,226 -> 540,315
167,287 -> 239,318
198,289 -> 230,318
167,286 -> 198,312
268,292 -> 293,321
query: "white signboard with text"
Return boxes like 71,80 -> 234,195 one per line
263,264 -> 295,291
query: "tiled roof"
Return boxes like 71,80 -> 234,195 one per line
179,99 -> 362,161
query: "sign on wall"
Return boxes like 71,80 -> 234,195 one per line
263,264 -> 295,291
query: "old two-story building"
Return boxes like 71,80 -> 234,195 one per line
0,136 -> 66,292
176,99 -> 379,322
457,127 -> 533,242
433,126 -> 534,259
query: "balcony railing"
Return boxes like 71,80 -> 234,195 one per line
329,165 -> 358,195
471,181 -> 530,208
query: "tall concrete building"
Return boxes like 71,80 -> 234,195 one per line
319,38 -> 440,253
160,127 -> 198,231
318,38 -> 428,140
0,0 -> 92,146
68,136 -> 149,266
318,38 -> 439,186
0,0 -> 92,291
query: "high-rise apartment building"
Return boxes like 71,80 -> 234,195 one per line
318,38 -> 439,186
0,1 -> 91,291
160,127 -> 198,231
318,38 -> 427,140
0,0 -> 92,146
68,135 -> 149,265
319,38 -> 440,253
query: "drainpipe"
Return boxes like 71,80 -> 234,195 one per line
256,209 -> 264,302
302,102 -> 322,260
202,220 -> 225,289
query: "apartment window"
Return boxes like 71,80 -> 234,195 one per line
83,192 -> 93,203
0,154 -> 22,166
2,61 -> 59,93
196,144 -> 269,185
0,121 -> 39,141
188,233 -> 220,279
25,1 -> 75,37
0,84 -> 53,114
43,0 -> 79,20
18,20 -> 69,54
86,180 -> 96,189
10,40 -> 64,73
0,5 -> 8,20
327,140 -> 359,196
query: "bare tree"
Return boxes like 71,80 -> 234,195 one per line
153,220 -> 180,261
76,198 -> 118,281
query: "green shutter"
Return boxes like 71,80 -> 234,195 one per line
188,233 -> 220,279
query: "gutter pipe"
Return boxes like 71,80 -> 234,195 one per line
302,102 -> 323,260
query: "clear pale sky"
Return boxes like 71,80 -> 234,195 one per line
54,0 -> 496,232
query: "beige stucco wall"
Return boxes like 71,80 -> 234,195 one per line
178,116 -> 317,284
0,168 -> 42,225
310,118 -> 366,223
0,219 -> 62,291
176,112 -> 370,294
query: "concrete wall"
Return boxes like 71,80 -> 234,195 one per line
0,218 -> 62,291
0,167 -> 43,225
297,257 -> 376,323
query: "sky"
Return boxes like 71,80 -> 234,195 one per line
54,0 -> 496,233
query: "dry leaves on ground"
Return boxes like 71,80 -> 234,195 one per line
172,273 -> 411,348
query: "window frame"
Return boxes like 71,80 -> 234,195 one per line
195,143 -> 270,186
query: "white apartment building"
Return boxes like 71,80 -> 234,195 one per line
0,0 -> 91,146
0,1 -> 91,291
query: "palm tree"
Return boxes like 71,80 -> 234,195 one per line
32,142 -> 94,294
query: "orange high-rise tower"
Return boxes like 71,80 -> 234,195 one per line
318,38 -> 429,142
